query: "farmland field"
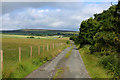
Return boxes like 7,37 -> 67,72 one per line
1,36 -> 71,78
2,34 -> 69,40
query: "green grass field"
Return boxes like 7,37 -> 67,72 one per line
1,34 -> 69,40
1,36 -> 71,78
79,45 -> 111,78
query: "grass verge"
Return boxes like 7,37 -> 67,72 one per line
79,45 -> 111,78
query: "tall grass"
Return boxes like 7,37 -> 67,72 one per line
1,38 -> 70,78
79,45 -> 111,78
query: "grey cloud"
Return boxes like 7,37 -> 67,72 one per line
2,2 -> 111,31
2,2 -> 49,14
2,2 -> 94,14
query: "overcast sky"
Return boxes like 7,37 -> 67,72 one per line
1,1 -> 117,31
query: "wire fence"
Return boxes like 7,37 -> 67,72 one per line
0,42 -> 64,76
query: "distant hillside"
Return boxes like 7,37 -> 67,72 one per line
1,29 -> 78,37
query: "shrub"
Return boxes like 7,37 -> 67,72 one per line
38,37 -> 40,39
66,40 -> 70,44
27,36 -> 34,38
29,36 -> 34,38
99,54 -> 120,78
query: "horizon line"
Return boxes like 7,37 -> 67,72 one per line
0,28 -> 79,32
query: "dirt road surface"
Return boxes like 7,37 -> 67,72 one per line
25,44 -> 90,79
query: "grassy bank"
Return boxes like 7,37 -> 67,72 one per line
1,38 -> 71,78
79,45 -> 111,78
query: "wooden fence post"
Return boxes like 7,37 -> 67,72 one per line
53,43 -> 54,49
1,50 -> 3,73
19,47 -> 21,62
30,46 -> 32,58
38,46 -> 40,56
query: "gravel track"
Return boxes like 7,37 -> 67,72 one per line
25,44 -> 90,79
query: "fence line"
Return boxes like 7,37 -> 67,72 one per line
1,42 -> 64,76
1,50 -> 3,73
53,43 -> 54,49
19,47 -> 21,62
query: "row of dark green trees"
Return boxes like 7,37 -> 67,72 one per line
70,2 -> 120,78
